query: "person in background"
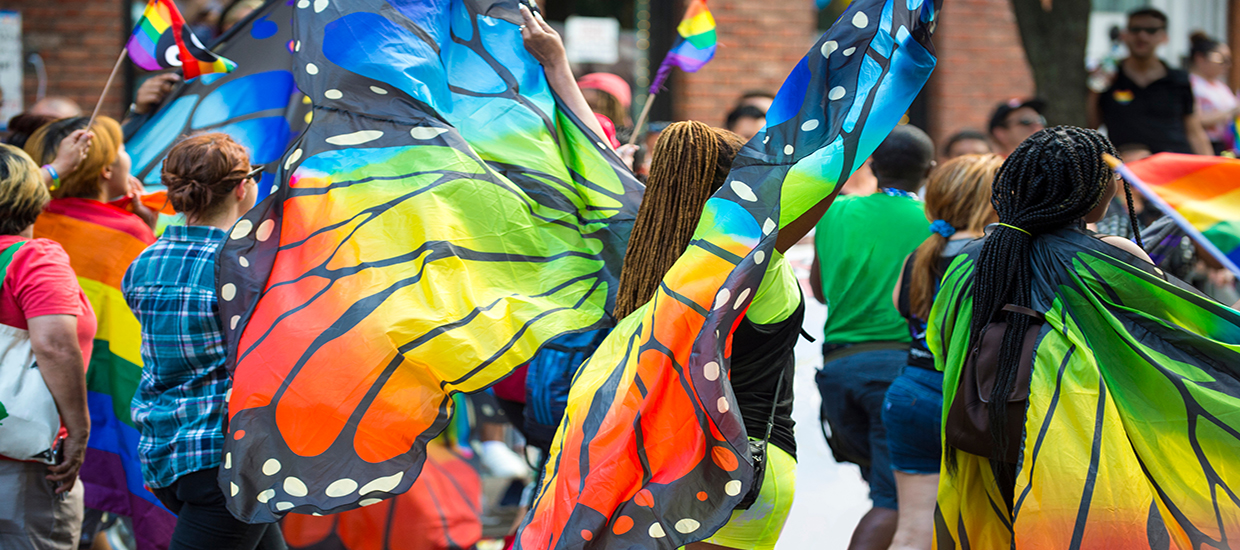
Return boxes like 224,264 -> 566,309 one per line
121,73 -> 183,141
809,125 -> 935,550
1090,8 -> 1212,155
0,144 -> 94,550
576,72 -> 632,129
5,114 -> 57,148
883,154 -> 1001,550
28,97 -> 82,120
1187,32 -> 1239,154
734,90 -> 776,113
987,99 -> 1045,157
942,129 -> 992,159
123,133 -> 285,550
218,0 -> 264,34
635,120 -> 671,180
725,104 -> 767,142
5,117 -> 92,190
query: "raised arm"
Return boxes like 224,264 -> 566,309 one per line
40,130 -> 93,190
519,4 -> 611,149
775,189 -> 843,253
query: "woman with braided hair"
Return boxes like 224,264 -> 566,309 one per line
121,134 -> 286,549
616,120 -> 810,550
930,127 -> 1240,549
883,153 -> 1002,550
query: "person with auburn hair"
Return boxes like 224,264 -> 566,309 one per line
26,118 -> 126,199
0,144 -> 95,550
614,120 -> 806,550
882,154 -> 1001,550
122,133 -> 281,549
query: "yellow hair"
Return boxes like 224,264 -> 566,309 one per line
0,143 -> 51,235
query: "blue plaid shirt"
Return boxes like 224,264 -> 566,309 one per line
122,225 -> 230,489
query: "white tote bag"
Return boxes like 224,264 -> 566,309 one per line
0,242 -> 61,463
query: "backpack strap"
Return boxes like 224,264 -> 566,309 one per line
0,241 -> 28,286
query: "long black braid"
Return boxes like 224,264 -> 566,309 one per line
966,126 -> 1140,505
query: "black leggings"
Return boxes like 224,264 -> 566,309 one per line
151,467 -> 286,550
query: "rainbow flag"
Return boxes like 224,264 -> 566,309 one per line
649,0 -> 716,93
1119,153 -> 1240,275
1231,115 -> 1240,153
127,0 -> 236,79
33,198 -> 174,550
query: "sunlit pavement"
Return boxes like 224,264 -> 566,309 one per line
777,240 -> 871,550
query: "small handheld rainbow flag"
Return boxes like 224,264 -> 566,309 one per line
1230,115 -> 1239,154
1116,152 -> 1240,276
126,0 -> 236,79
649,0 -> 716,93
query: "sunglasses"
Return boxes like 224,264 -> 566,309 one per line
244,165 -> 265,182
1207,52 -> 1232,64
1007,116 -> 1045,128
1127,25 -> 1165,35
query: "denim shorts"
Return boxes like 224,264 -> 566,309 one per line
816,347 -> 905,510
881,366 -> 944,475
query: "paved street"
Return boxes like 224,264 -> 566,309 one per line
777,241 -> 872,550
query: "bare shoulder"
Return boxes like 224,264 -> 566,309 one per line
1098,234 -> 1154,264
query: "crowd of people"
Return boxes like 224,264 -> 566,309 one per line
1,4 -> 1239,550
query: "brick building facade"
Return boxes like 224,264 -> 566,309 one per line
665,0 -> 1034,149
14,0 -> 129,120
671,0 -> 818,127
925,0 -> 1034,147
9,0 -> 1240,150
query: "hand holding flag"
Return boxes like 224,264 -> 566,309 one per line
89,0 -> 235,127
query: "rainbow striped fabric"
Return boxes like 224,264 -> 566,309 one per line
930,229 -> 1240,549
648,0 -> 716,93
33,199 -> 174,550
1123,153 -> 1240,271
127,0 -> 236,79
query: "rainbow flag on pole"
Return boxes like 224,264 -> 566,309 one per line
127,0 -> 236,79
33,199 -> 174,550
648,0 -> 716,93
1119,152 -> 1240,275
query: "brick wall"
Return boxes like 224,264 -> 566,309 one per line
928,0 -> 1034,148
667,0 -> 1034,150
671,0 -> 817,126
16,0 -> 126,119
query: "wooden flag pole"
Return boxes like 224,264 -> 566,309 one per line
627,92 -> 657,147
88,47 -> 128,128
1104,153 -> 1240,278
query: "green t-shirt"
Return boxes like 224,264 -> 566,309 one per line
815,191 -> 928,344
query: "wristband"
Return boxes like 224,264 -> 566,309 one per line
43,164 -> 60,191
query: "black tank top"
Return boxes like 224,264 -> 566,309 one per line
896,239 -> 970,369
729,297 -> 805,459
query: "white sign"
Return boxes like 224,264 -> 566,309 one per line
0,11 -> 21,130
565,16 -> 620,65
